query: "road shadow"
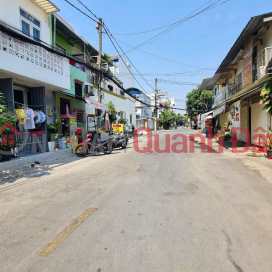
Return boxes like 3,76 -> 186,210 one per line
0,154 -> 83,187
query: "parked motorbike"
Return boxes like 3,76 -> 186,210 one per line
75,132 -> 112,157
110,133 -> 129,149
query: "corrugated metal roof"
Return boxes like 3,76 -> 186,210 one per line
199,77 -> 214,90
216,12 -> 272,74
31,0 -> 59,13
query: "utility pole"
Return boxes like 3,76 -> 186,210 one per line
97,18 -> 102,103
154,78 -> 158,132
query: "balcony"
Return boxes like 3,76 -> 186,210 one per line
0,25 -> 70,90
227,71 -> 244,98
253,47 -> 272,81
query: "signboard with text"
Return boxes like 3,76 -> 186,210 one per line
112,124 -> 123,134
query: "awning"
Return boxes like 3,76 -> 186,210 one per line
213,104 -> 226,116
201,110 -> 213,120
31,0 -> 60,13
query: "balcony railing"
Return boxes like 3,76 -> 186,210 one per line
253,47 -> 272,81
227,71 -> 244,98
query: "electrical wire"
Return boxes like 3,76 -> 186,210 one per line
126,0 -> 228,54
64,0 -> 99,23
116,69 -> 204,76
60,1 -> 204,112
103,23 -> 155,93
76,0 -> 100,20
102,26 -> 152,96
116,38 -> 216,70
113,0 -> 214,36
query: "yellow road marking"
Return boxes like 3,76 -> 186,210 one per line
37,207 -> 97,257
129,165 -> 141,174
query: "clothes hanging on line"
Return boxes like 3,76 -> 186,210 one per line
15,109 -> 27,124
24,108 -> 35,129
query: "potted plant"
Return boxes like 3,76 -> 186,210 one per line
223,120 -> 232,132
223,132 -> 231,141
266,129 -> 272,159
47,123 -> 58,152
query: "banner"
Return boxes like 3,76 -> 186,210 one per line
84,98 -> 108,111
112,124 -> 123,134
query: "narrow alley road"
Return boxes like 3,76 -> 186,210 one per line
1,128 -> 272,272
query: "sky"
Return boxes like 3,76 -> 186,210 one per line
52,0 -> 272,113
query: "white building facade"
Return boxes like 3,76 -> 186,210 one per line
0,0 -> 70,157
110,54 -> 135,89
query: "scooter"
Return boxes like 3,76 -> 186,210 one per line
75,132 -> 112,157
110,133 -> 129,149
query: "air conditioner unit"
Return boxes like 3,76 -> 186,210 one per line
84,85 -> 95,97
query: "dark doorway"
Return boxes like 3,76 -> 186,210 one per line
60,97 -> 70,115
75,83 -> 82,98
14,89 -> 24,105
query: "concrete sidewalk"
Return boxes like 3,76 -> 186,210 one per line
0,149 -> 72,172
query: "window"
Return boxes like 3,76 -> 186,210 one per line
75,83 -> 82,98
120,112 -> 124,119
33,28 -> 40,41
130,115 -> 132,124
22,21 -> 30,36
77,112 -> 84,123
20,8 -> 41,41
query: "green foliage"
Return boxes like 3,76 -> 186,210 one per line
0,92 -> 19,153
118,118 -> 131,133
260,76 -> 272,114
102,53 -> 113,66
0,92 -> 7,114
186,89 -> 213,120
267,128 -> 272,150
176,113 -> 183,124
223,120 -> 232,129
107,101 -> 116,111
224,132 -> 231,141
108,112 -> 116,124
159,111 -> 176,130
47,123 -> 58,141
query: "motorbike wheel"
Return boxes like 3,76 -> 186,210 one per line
122,141 -> 127,149
75,145 -> 88,157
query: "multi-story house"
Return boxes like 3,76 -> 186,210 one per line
211,12 -> 272,143
0,0 -> 70,156
110,54 -> 135,89
52,13 -> 136,135
127,88 -> 152,129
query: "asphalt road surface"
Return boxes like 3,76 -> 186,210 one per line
1,128 -> 272,272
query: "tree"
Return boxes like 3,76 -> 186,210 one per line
186,88 -> 213,120
176,113 -> 183,125
159,111 -> 176,130
102,53 -> 113,67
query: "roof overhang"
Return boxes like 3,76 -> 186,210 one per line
216,12 -> 272,74
53,13 -> 98,56
31,0 -> 60,13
